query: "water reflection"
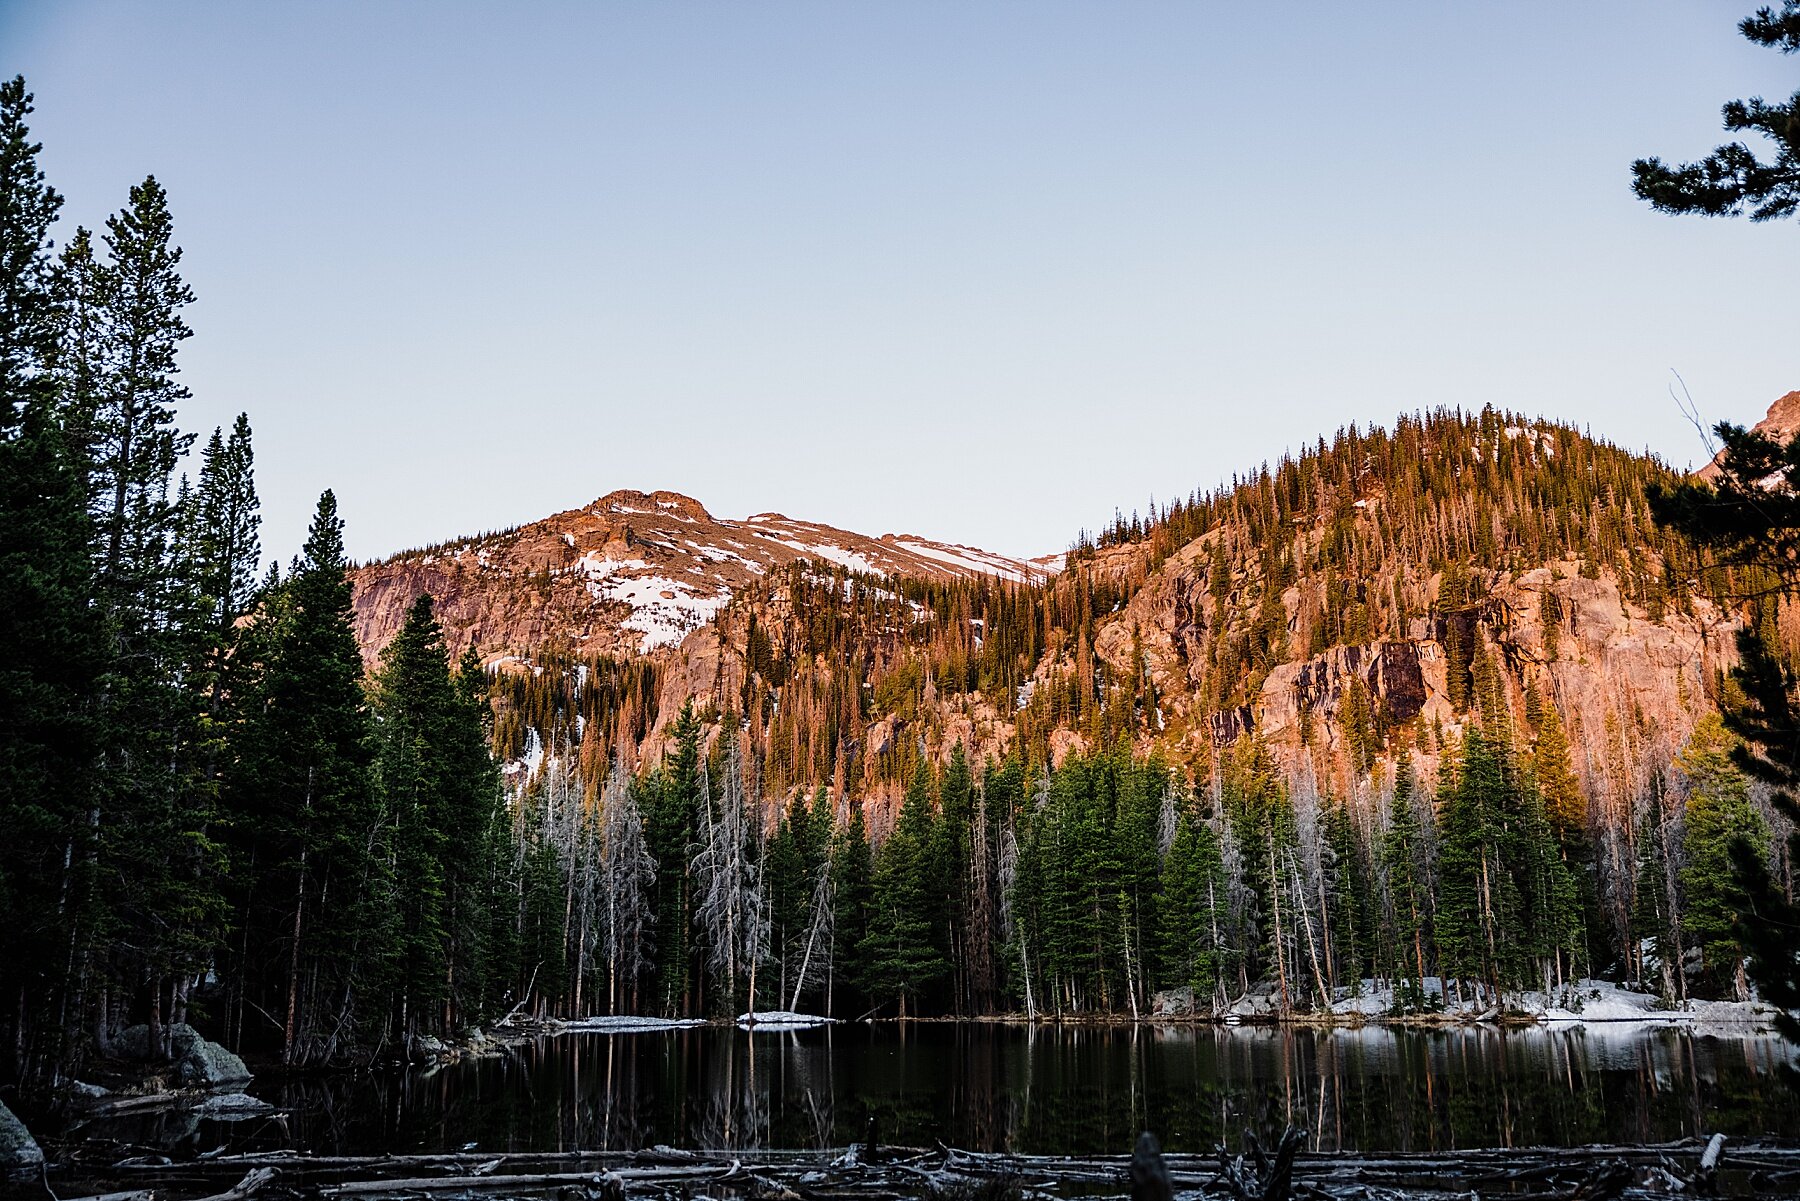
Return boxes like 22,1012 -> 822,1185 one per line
82,1023 -> 1799,1157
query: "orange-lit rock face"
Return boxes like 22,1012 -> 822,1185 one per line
350,487 -> 1056,667
347,395 -> 1787,815
1696,390 -> 1800,483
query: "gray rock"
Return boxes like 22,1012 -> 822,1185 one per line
179,1039 -> 251,1088
109,1022 -> 154,1060
0,1100 -> 43,1181
1152,987 -> 1195,1017
113,1023 -> 251,1087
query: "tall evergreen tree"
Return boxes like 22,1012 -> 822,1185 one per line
1156,809 -> 1226,1007
226,491 -> 383,1064
860,762 -> 949,1016
1380,763 -> 1434,1010
645,704 -> 702,1014
0,75 -> 106,1081
1652,436 -> 1800,1038
1676,714 -> 1769,999
370,595 -> 506,1039
73,175 -> 219,1055
829,800 -> 874,1016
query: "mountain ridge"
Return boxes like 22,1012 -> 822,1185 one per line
348,398 -> 1788,831
350,486 -> 1057,667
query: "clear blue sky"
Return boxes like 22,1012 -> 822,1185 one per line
4,2 -> 1795,564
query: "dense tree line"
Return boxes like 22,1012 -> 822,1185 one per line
0,78 -> 516,1084
496,700 -> 1770,1023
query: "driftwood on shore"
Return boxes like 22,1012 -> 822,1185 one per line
40,1131 -> 1800,1201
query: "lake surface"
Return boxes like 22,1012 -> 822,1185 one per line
80,1023 -> 1799,1158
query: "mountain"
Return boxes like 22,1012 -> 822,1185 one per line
351,488 -> 1057,663
1696,388 -> 1800,482
348,401 -> 1775,821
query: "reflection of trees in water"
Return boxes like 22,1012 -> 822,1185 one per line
64,1026 -> 1799,1159
764,1029 -> 836,1149
695,1033 -> 770,1149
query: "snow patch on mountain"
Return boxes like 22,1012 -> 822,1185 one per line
596,574 -> 732,652
892,538 -> 1031,583
773,539 -> 883,577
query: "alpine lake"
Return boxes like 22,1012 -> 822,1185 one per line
67,1020 -> 1800,1160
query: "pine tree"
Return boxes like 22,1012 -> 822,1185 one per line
368,596 -> 505,1037
1223,738 -> 1297,1007
859,762 -> 949,1016
1676,713 -> 1768,999
1380,762 -> 1434,1011
765,792 -> 810,1008
1632,2 -> 1800,221
182,415 -> 260,639
646,704 -> 702,1014
0,74 -> 106,1081
934,745 -> 975,1011
1434,732 -> 1499,1001
1324,796 -> 1372,993
73,175 -> 219,1056
371,597 -> 454,1035
447,645 -> 507,1022
80,176 -> 196,610
829,800 -> 874,1016
1156,810 -> 1226,1006
225,491 -> 383,1064
1650,406 -> 1800,1037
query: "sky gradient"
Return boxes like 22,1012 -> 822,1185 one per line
4,2 -> 1796,565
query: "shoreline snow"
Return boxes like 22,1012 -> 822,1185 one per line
736,1011 -> 838,1031
553,1015 -> 708,1034
1302,979 -> 1778,1031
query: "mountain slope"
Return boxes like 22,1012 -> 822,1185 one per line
350,488 -> 1055,663
348,402 -> 1781,829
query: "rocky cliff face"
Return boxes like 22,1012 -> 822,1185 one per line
1089,542 -> 1735,807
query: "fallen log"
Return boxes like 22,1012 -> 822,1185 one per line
320,1162 -> 739,1198
48,1130 -> 1800,1201
197,1167 -> 279,1201
1695,1132 -> 1728,1194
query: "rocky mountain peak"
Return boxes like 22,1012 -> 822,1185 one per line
1749,389 -> 1800,443
588,489 -> 715,523
350,487 -> 1056,665
1696,389 -> 1800,481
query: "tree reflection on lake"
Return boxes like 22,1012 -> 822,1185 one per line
81,1023 -> 1800,1157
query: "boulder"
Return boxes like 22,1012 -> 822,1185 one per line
1225,980 -> 1285,1019
113,1023 -> 251,1087
0,1100 -> 43,1181
1152,987 -> 1196,1017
